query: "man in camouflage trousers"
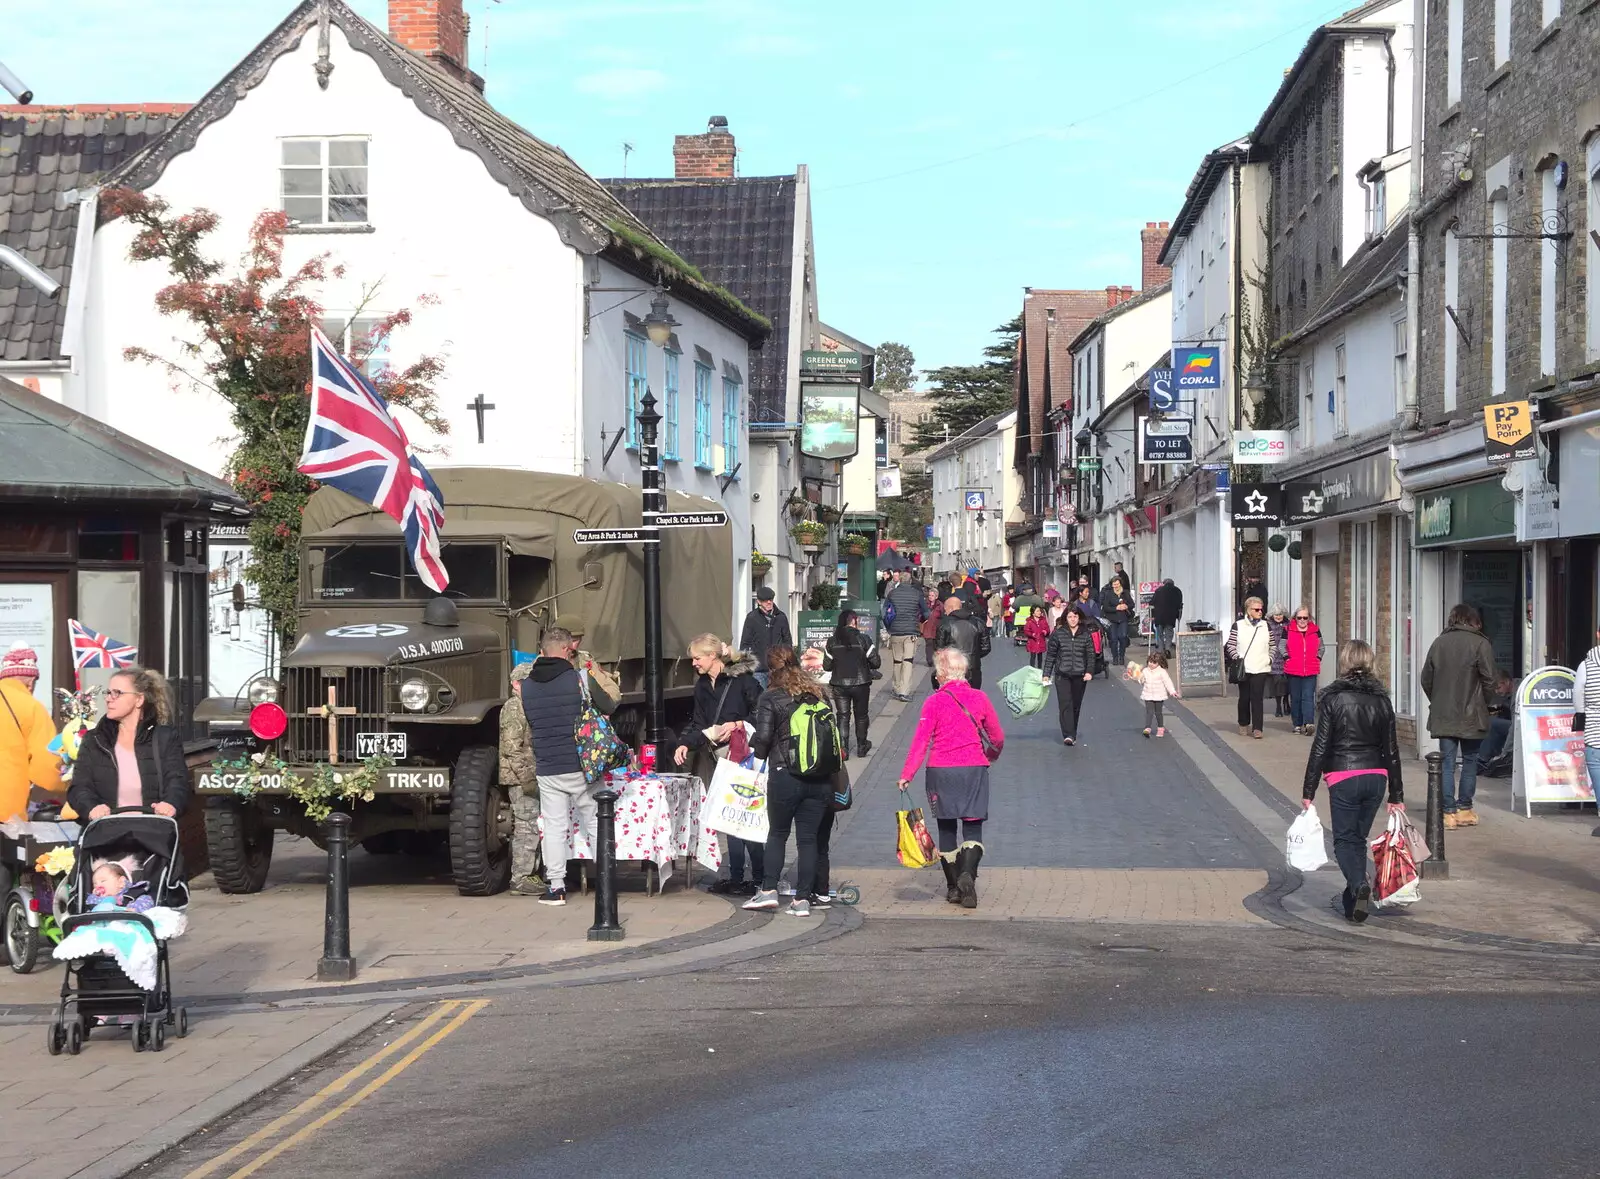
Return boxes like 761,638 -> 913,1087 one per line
499,659 -> 545,895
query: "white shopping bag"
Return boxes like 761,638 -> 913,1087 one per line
704,756 -> 770,843
1286,807 -> 1329,872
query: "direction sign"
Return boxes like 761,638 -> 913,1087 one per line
655,510 -> 729,528
573,527 -> 649,544
1076,456 -> 1102,472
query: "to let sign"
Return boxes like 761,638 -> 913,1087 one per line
1483,399 -> 1536,467
1140,417 -> 1193,464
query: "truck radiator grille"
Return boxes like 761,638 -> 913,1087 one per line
284,667 -> 387,762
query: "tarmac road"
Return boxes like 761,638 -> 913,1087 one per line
137,916 -> 1600,1179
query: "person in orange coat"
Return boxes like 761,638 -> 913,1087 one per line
0,642 -> 62,820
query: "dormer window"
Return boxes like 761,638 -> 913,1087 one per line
281,137 -> 370,225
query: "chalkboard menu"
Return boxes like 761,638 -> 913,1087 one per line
1175,629 -> 1226,697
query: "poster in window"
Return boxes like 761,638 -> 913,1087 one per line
800,383 -> 861,461
0,584 -> 54,708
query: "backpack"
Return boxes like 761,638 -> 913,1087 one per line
787,698 -> 843,781
574,679 -> 630,784
882,598 -> 896,626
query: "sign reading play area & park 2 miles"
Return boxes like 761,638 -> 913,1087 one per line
574,527 -> 649,544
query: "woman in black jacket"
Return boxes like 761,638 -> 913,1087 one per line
743,646 -> 833,918
823,609 -> 880,758
1302,639 -> 1406,923
673,634 -> 763,895
68,667 -> 190,820
1040,605 -> 1097,747
1098,577 -> 1137,665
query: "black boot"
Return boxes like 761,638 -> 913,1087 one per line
939,854 -> 961,904
954,842 -> 983,910
858,736 -> 872,757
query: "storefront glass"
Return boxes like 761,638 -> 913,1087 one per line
1462,551 -> 1522,674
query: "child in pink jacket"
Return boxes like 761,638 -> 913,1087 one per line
1137,651 -> 1179,737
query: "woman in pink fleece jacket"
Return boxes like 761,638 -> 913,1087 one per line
897,647 -> 1005,910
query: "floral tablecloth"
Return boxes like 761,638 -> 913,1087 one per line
567,773 -> 720,888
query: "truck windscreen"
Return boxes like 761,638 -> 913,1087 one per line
309,543 -> 499,601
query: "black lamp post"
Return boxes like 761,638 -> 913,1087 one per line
636,389 -> 665,749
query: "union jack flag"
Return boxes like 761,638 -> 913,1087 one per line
69,619 -> 138,671
297,324 -> 449,591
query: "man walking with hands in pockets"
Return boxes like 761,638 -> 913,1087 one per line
883,569 -> 929,702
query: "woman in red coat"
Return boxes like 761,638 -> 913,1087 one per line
1283,609 -> 1325,735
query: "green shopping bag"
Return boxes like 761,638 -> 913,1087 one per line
997,665 -> 1050,717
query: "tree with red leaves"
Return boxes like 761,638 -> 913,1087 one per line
102,188 -> 448,639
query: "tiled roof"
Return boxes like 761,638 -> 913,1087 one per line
0,375 -> 241,505
601,176 -> 796,423
1283,228 -> 1407,347
0,104 -> 189,361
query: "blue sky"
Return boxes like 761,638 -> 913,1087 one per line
10,0 -> 1356,375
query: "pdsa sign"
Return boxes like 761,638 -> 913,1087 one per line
1175,347 -> 1221,391
1512,665 -> 1593,814
1231,429 -> 1290,464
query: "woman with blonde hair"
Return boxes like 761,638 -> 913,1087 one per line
68,666 -> 190,819
1302,640 -> 1405,923
673,633 -> 763,895
1226,597 -> 1273,738
897,646 -> 1005,909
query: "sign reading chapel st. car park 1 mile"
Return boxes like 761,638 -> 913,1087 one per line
573,512 -> 728,545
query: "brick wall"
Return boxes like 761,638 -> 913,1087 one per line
1415,1 -> 1599,426
674,124 -> 737,178
389,0 -> 469,77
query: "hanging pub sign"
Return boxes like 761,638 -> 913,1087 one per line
1282,483 -> 1328,527
1483,399 -> 1536,467
1140,416 -> 1193,465
1230,482 -> 1282,526
799,381 -> 861,460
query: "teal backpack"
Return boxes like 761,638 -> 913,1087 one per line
787,698 -> 843,781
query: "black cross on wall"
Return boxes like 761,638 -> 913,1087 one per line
467,394 -> 496,444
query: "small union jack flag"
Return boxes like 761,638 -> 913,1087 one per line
69,619 -> 139,671
297,324 -> 449,592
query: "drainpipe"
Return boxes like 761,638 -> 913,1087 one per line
1380,30 -> 1396,156
1402,0 -> 1424,431
59,186 -> 100,412
1231,159 -> 1244,436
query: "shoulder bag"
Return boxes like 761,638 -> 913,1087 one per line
1228,623 -> 1261,685
947,690 -> 1000,762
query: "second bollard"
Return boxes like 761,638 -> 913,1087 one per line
1421,751 -> 1449,880
587,789 -> 625,941
317,812 -> 357,980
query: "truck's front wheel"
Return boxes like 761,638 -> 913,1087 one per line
205,799 -> 274,893
448,745 -> 511,896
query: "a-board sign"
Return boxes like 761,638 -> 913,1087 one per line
1175,629 -> 1225,697
1511,664 -> 1594,815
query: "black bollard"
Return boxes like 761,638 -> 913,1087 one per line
587,789 -> 625,942
1421,751 -> 1449,880
317,812 -> 357,980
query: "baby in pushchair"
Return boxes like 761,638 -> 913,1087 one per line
46,813 -> 191,1056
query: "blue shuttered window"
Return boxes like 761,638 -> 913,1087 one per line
721,376 -> 741,476
694,363 -> 714,469
624,332 -> 648,450
662,349 -> 681,461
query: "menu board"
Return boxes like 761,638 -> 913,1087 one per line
1175,629 -> 1225,697
1512,665 -> 1593,815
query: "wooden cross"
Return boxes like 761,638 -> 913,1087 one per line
307,684 -> 359,763
467,394 -> 496,444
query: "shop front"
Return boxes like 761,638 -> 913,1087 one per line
1412,476 -> 1524,676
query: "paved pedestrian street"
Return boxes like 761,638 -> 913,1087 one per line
830,645 -> 1272,924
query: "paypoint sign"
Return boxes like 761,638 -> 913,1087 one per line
1175,347 -> 1221,391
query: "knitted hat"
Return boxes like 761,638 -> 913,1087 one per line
0,641 -> 40,682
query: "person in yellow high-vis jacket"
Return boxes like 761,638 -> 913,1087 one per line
0,642 -> 61,821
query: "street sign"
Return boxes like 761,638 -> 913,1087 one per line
1150,368 -> 1176,412
655,510 -> 729,528
1140,417 -> 1193,465
1076,456 -> 1102,472
928,537 -> 942,553
573,527 -> 649,544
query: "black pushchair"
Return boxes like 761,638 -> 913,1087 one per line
46,811 -> 191,1055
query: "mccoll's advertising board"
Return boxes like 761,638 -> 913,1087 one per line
1512,665 -> 1593,815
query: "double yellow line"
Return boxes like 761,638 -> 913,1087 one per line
184,999 -> 489,1179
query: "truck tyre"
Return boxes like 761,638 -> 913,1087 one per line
448,745 -> 511,896
205,800 -> 274,893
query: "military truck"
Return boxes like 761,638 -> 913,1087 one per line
192,468 -> 733,895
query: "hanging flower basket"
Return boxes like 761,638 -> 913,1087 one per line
791,521 -> 828,551
751,552 -> 773,576
841,532 -> 871,557
816,504 -> 843,525
785,496 -> 810,520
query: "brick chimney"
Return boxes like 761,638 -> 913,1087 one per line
1105,285 -> 1135,308
1141,221 -> 1172,290
673,116 -> 737,179
389,0 -> 480,89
